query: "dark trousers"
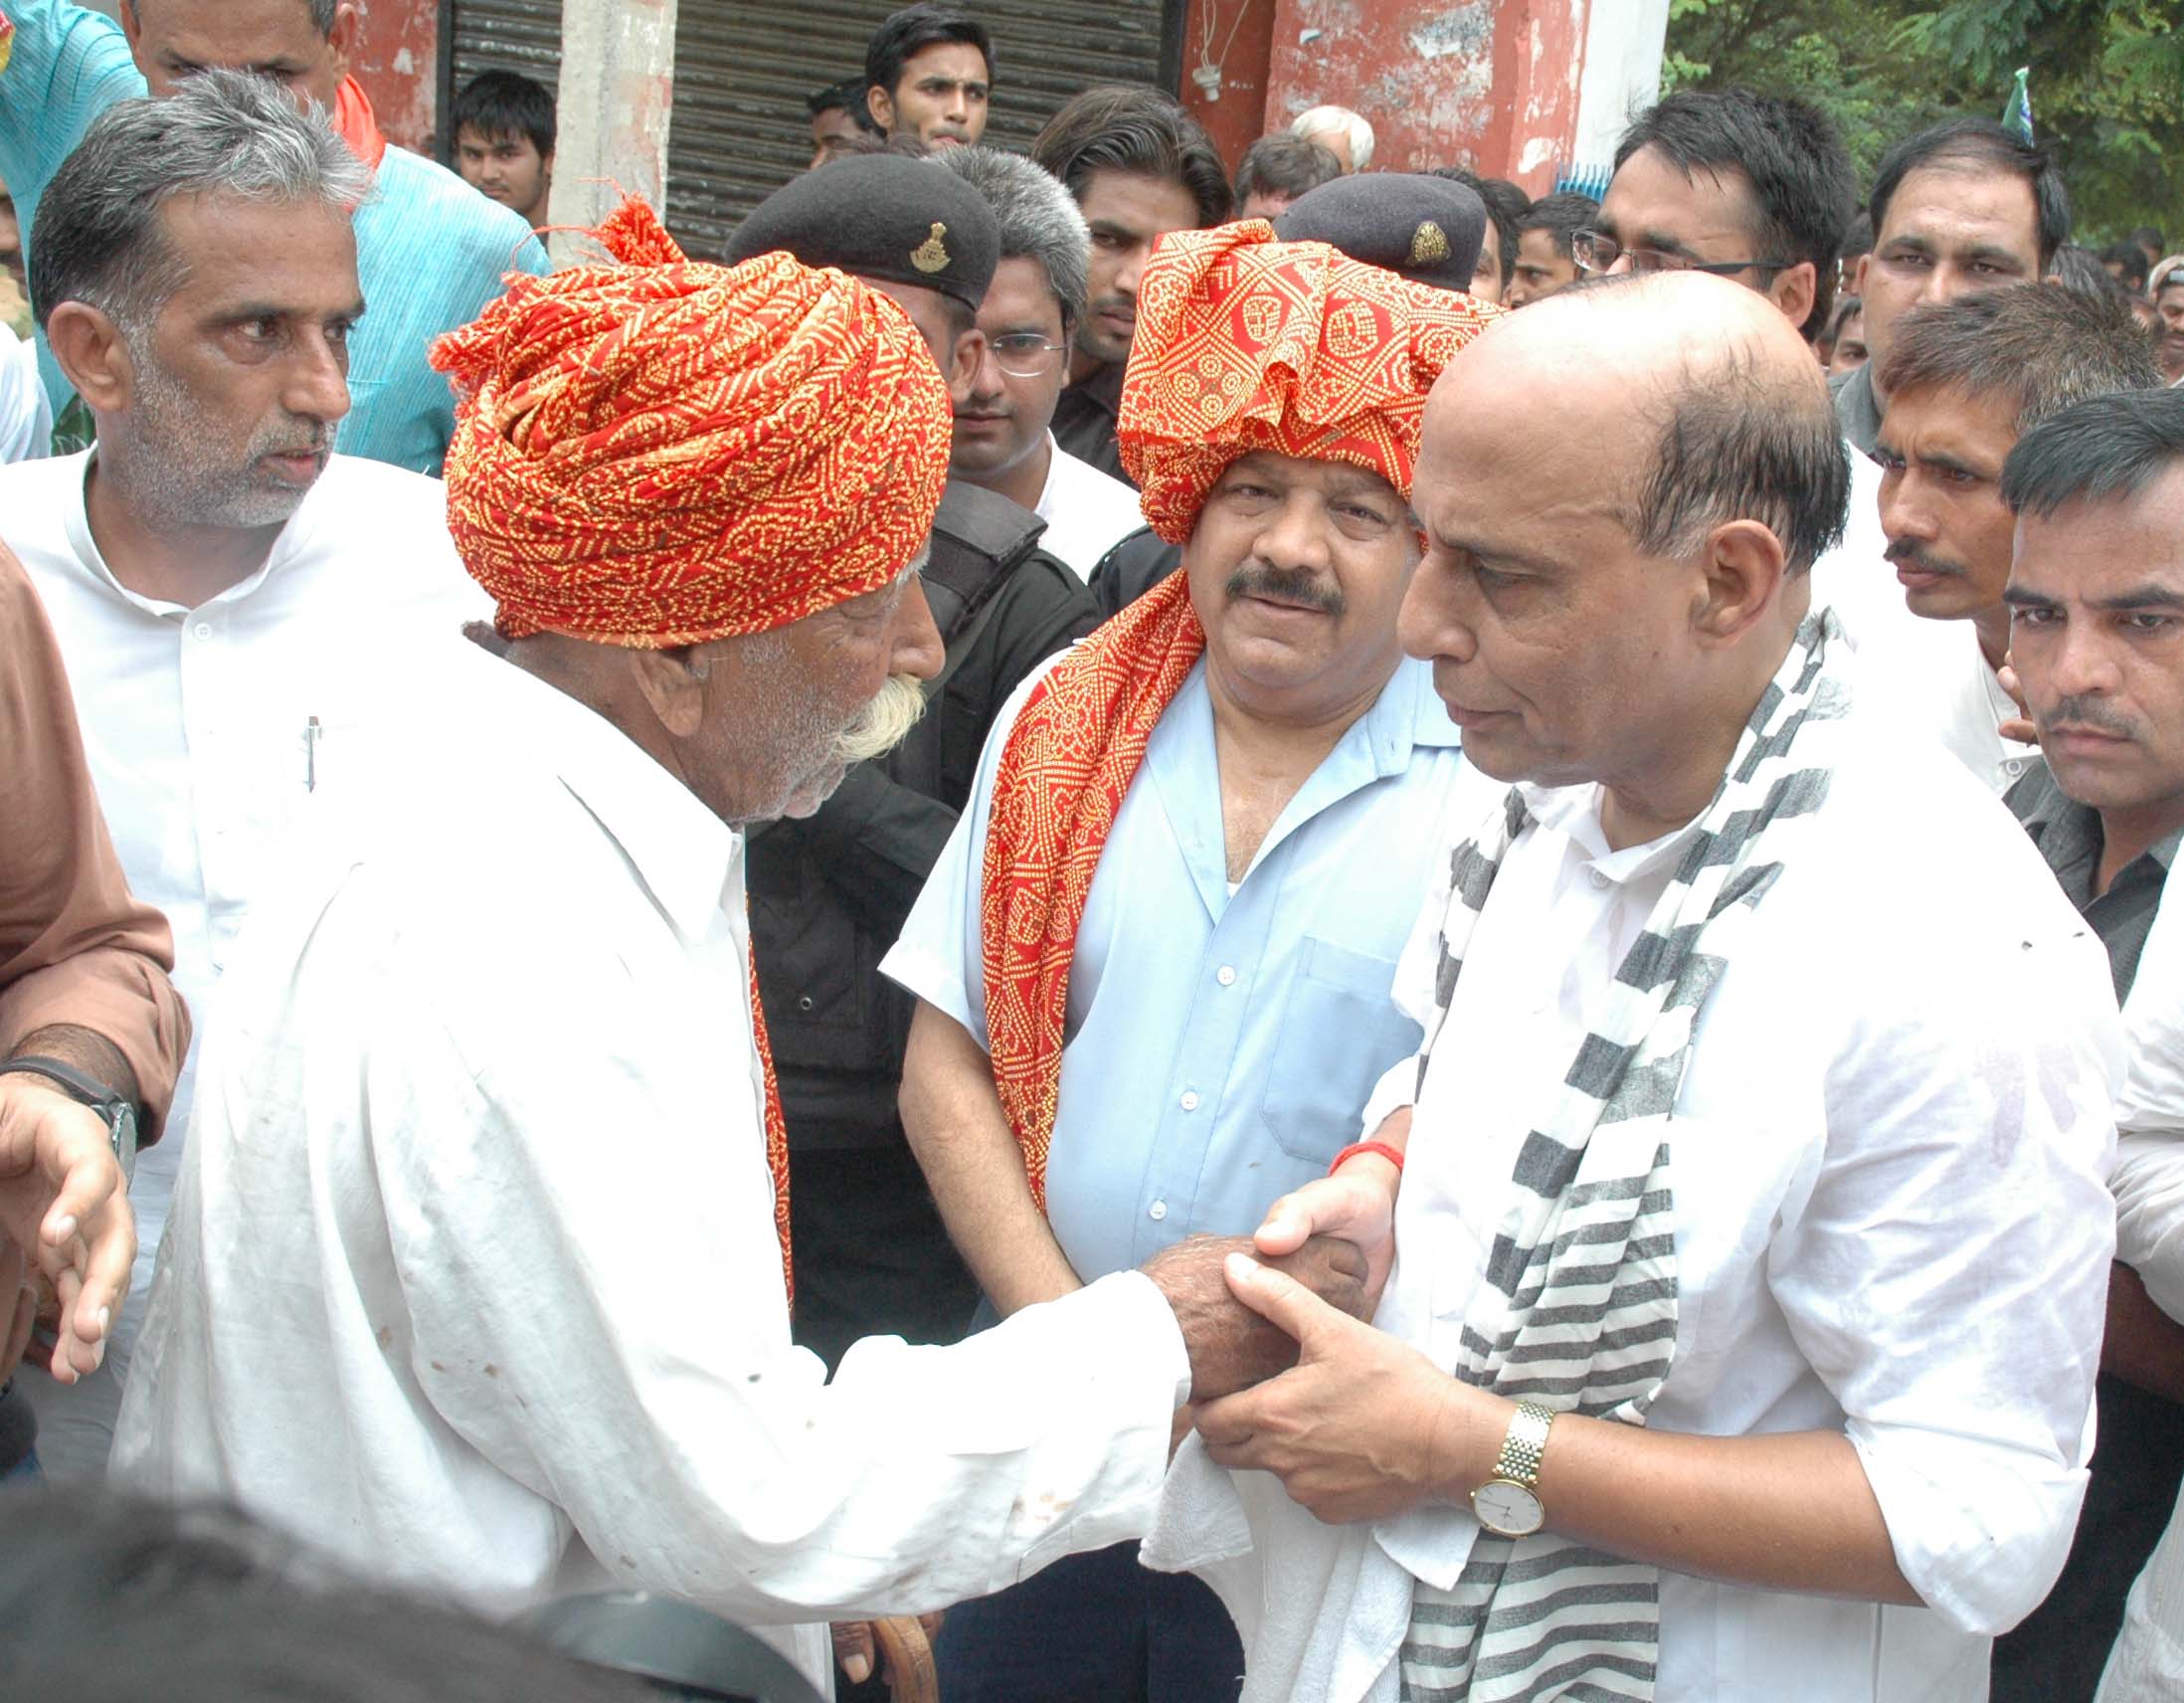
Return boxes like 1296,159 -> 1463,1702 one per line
787,1144 -> 981,1703
786,1142 -> 979,1375
934,1541 -> 1244,1703
1991,1374 -> 2184,1702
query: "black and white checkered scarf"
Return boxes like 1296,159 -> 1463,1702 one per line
1399,611 -> 1853,1703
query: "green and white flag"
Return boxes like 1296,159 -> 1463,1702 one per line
2003,66 -> 2034,142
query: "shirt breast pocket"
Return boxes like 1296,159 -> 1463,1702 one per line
1259,937 -> 1421,1164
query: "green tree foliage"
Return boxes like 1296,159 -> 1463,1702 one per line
1664,0 -> 2184,244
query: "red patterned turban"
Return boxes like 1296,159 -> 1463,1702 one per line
430,198 -> 951,648
1117,221 -> 1498,545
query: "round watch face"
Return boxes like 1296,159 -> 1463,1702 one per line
1471,1476 -> 1546,1537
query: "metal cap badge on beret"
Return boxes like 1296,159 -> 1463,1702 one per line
723,152 -> 1002,313
1274,172 -> 1489,296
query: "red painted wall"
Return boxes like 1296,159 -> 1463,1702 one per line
1177,0 -> 1279,171
352,3 -> 442,155
1180,0 -> 1587,195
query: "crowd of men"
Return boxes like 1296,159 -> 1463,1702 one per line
0,3 -> 2179,1701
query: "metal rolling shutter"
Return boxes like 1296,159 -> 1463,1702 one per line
441,0 -> 1182,258
442,0 -> 564,129
671,0 -> 1183,258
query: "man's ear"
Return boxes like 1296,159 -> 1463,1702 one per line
1770,260 -> 1818,342
326,2 -> 362,78
866,82 -> 895,135
45,302 -> 135,417
1691,518 -> 1789,648
629,646 -> 708,739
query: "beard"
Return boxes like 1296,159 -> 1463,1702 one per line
715,640 -> 929,827
112,341 -> 333,528
831,671 -> 928,764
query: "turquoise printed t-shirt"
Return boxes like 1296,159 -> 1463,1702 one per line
0,0 -> 550,475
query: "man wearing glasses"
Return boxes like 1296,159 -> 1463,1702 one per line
1580,90 -> 1856,345
1578,90 -> 1948,649
942,147 -> 1146,583
722,154 -> 1098,1393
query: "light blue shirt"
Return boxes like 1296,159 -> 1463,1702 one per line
884,652 -> 1475,1284
0,0 -> 549,474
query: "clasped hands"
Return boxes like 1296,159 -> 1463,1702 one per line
1148,1159 -> 1499,1527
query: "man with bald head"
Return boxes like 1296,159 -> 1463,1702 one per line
1144,274 -> 2123,1701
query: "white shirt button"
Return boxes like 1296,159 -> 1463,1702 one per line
1148,1200 -> 1168,1222
1180,1090 -> 1200,1112
1216,966 -> 1237,987
193,622 -> 214,641
1587,867 -> 1611,891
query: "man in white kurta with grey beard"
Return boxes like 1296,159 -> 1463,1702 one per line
111,203 -> 1365,1698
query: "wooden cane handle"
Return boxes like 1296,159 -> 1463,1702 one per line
871,1614 -> 939,1703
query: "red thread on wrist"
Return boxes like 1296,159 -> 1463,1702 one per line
1329,1139 -> 1405,1178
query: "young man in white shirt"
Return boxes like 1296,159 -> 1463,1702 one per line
940,146 -> 1143,582
0,72 -> 485,1476
1145,273 -> 2122,1702
1870,284 -> 2161,793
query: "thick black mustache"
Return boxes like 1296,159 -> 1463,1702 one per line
1225,562 -> 1346,616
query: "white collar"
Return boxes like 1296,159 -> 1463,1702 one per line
60,447 -> 322,618
471,651 -> 746,943
1522,780 -> 1705,887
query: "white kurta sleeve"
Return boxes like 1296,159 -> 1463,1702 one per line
1767,921 -> 2122,1636
363,892 -> 1188,1625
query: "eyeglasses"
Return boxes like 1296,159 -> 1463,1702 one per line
1572,230 -> 1787,280
987,332 -> 1068,379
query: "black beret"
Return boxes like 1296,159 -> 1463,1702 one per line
722,153 -> 1001,313
1274,172 -> 1488,296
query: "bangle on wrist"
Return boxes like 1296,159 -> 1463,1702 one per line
1328,1139 -> 1404,1178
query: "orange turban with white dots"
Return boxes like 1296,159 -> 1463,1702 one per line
430,198 -> 950,648
1117,221 -> 1498,545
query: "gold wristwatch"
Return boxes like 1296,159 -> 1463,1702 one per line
1470,1400 -> 1553,1537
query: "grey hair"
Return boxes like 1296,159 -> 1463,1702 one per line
126,0 -> 342,35
31,68 -> 372,335
1630,342 -> 1850,577
1290,104 -> 1374,170
938,146 -> 1090,330
1535,274 -> 1850,577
